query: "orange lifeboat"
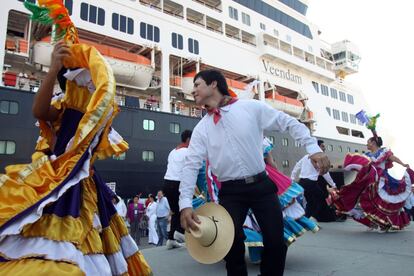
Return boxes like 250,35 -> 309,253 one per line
265,93 -> 304,118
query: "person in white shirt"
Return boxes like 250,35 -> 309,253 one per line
112,194 -> 127,219
179,69 -> 331,276
291,140 -> 339,222
163,129 -> 192,249
145,194 -> 159,245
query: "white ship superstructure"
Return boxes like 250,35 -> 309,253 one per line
1,0 -> 371,171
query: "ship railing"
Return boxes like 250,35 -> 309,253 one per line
206,26 -> 223,34
192,0 -> 222,12
187,18 -> 205,27
163,9 -> 184,19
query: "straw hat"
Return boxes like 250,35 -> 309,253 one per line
185,202 -> 234,264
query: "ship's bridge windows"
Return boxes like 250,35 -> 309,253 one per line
0,140 -> 16,155
330,88 -> 338,99
188,38 -> 199,54
311,81 -> 319,93
351,130 -> 364,138
112,13 -> 134,34
339,91 -> 346,102
80,3 -> 105,26
142,150 -> 155,162
350,114 -> 357,124
172,33 -> 183,50
326,107 -> 331,116
169,123 -> 180,134
332,109 -> 340,120
320,84 -> 329,96
0,100 -> 19,115
242,12 -> 250,26
113,152 -> 126,160
336,126 -> 350,136
282,160 -> 289,168
279,0 -> 308,15
282,138 -> 289,147
341,112 -> 349,122
347,94 -> 354,104
229,6 -> 238,20
140,22 -> 160,42
143,119 -> 155,131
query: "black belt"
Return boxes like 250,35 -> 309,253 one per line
222,171 -> 267,185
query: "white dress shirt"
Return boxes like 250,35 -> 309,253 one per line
179,99 -> 322,210
291,154 -> 337,187
164,147 -> 189,181
115,197 -> 127,218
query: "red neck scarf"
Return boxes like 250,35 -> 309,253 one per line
207,96 -> 238,124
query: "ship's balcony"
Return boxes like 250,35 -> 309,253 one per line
192,0 -> 222,12
163,0 -> 184,19
258,33 -> 335,81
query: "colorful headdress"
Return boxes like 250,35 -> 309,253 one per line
24,0 -> 78,44
355,110 -> 380,138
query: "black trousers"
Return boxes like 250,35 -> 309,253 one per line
163,179 -> 184,240
299,177 -> 336,222
219,176 -> 287,276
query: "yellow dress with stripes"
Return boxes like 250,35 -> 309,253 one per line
0,44 -> 152,275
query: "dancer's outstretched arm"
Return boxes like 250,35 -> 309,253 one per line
32,41 -> 70,121
389,154 -> 410,168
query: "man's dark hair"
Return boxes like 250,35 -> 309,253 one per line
193,69 -> 230,96
369,136 -> 383,147
317,139 -> 325,146
181,129 -> 192,143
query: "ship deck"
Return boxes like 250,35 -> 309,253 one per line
142,220 -> 414,276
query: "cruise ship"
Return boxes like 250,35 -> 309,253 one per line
0,0 -> 371,198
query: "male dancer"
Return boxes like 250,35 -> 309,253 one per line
291,140 -> 339,222
179,69 -> 331,276
163,130 -> 192,249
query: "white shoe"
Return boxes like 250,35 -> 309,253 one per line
166,239 -> 183,250
174,231 -> 185,243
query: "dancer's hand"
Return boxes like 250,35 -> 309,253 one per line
404,163 -> 410,168
180,208 -> 200,232
309,152 -> 331,175
50,41 -> 71,73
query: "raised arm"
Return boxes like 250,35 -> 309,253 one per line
258,101 -> 330,174
32,41 -> 71,121
389,154 -> 410,168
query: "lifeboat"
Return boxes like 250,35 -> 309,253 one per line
32,38 -> 154,90
182,71 -> 254,99
265,94 -> 304,118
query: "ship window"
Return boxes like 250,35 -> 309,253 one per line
64,0 -> 73,15
113,152 -> 126,160
321,84 -> 329,96
312,81 -> 319,93
143,119 -> 155,131
332,109 -> 340,120
80,3 -> 105,26
172,33 -> 183,50
326,107 -> 331,116
0,140 -> 16,155
336,126 -> 350,135
140,22 -> 160,42
268,136 -> 275,144
0,101 -> 19,115
142,150 -> 155,162
350,114 -> 356,124
229,6 -> 238,20
328,144 -> 334,151
282,160 -> 289,168
242,12 -> 250,26
351,130 -> 364,138
347,94 -> 354,104
347,146 -> 351,152
260,23 -> 266,30
341,112 -> 349,122
188,38 -> 199,54
112,13 -> 134,34
295,141 -> 301,147
279,0 -> 308,15
282,138 -> 289,147
338,145 -> 343,152
339,91 -> 346,102
330,88 -> 338,99
169,123 -> 180,134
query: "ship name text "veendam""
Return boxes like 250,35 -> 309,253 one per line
262,60 -> 302,84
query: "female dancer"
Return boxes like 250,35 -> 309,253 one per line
0,2 -> 151,275
331,135 -> 413,231
145,195 -> 159,245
